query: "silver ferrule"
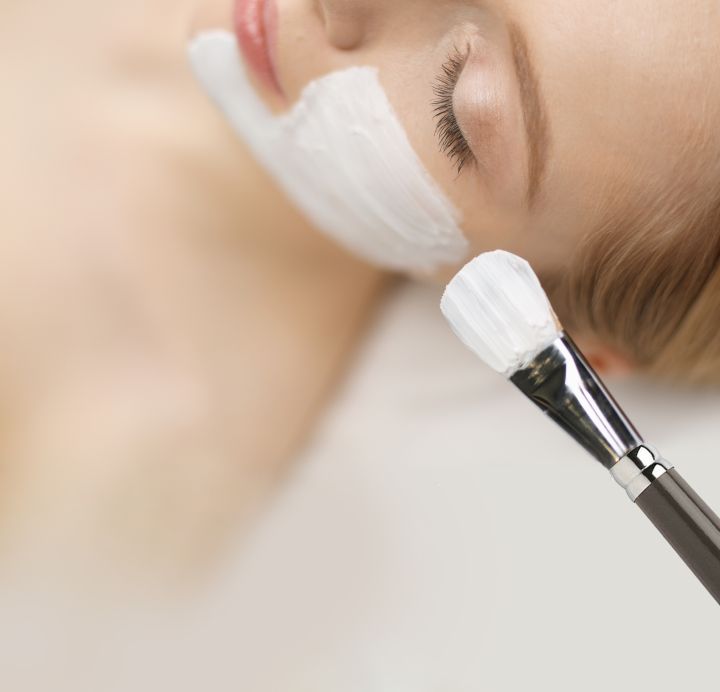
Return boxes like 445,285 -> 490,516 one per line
610,443 -> 673,501
510,333 -> 643,469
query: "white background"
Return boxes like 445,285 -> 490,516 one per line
3,280 -> 719,691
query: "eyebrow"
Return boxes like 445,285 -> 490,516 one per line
508,22 -> 550,206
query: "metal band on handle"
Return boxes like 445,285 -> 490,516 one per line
509,335 -> 671,502
610,444 -> 674,502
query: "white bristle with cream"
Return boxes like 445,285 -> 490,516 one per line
440,250 -> 561,377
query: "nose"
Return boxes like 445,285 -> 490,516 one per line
315,0 -> 379,51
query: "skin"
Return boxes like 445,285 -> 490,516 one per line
0,0 -> 384,585
199,0 -> 720,280
1,0 -> 716,584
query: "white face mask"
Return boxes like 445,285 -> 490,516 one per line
187,31 -> 468,272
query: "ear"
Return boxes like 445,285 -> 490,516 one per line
571,335 -> 635,378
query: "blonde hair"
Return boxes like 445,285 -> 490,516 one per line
546,154 -> 720,384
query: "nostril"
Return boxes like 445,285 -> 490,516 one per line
316,2 -> 371,51
313,0 -> 326,23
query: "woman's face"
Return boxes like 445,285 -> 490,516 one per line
195,0 -> 720,279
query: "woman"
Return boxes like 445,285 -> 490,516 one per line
0,0 -> 718,579
0,2 -> 718,687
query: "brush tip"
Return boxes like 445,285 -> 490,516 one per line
440,250 -> 561,376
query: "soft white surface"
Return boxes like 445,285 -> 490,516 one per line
2,281 -> 720,691
187,31 -> 468,272
441,251 -> 560,376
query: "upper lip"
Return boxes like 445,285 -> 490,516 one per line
234,0 -> 285,100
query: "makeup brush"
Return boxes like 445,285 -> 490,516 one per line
441,250 -> 720,604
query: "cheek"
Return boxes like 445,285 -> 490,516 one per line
190,0 -> 235,34
378,60 -> 471,232
377,45 -> 530,257
189,31 -> 469,272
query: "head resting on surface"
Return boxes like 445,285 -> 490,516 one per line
190,0 -> 720,384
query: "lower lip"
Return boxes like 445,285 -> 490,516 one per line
234,0 -> 284,100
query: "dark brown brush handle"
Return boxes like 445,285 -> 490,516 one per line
635,469 -> 720,605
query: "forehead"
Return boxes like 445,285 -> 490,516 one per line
508,0 -> 720,251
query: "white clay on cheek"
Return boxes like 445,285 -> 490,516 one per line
187,31 -> 468,272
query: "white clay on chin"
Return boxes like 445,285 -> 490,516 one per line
187,31 -> 468,272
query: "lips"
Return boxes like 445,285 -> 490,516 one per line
234,0 -> 284,100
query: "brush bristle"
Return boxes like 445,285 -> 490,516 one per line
440,250 -> 561,377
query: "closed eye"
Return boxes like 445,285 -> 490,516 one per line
432,49 -> 474,176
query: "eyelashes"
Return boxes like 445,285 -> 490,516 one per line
432,50 -> 474,176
